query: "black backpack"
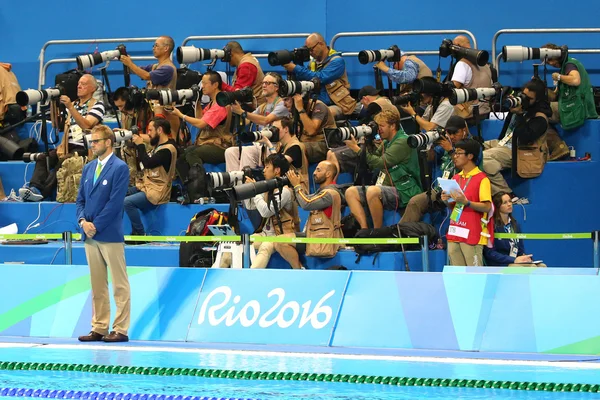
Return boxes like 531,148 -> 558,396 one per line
179,208 -> 228,268
354,222 -> 437,254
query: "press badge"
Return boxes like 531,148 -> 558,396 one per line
509,242 -> 518,258
450,203 -> 464,222
442,170 -> 451,179
375,171 -> 386,186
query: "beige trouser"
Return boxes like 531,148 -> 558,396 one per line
483,140 -> 513,195
84,238 -> 131,336
448,242 -> 484,266
224,144 -> 262,172
250,231 -> 276,269
303,141 -> 328,164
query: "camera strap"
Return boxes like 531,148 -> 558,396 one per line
267,189 -> 284,234
100,68 -> 121,129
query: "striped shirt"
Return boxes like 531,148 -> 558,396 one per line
68,99 -> 105,146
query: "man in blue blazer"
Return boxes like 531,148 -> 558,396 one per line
76,125 -> 131,343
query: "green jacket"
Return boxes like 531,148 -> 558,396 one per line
364,129 -> 422,206
558,57 -> 598,130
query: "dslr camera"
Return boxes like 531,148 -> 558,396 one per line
216,87 -> 254,107
233,176 -> 291,201
238,126 -> 280,144
407,128 -> 445,149
439,39 -> 489,67
278,78 -> 320,97
177,46 -> 231,64
326,121 -> 379,147
16,85 -> 66,106
146,85 -> 201,106
77,45 -> 127,70
268,47 -> 311,66
358,45 -> 401,64
502,45 -> 568,63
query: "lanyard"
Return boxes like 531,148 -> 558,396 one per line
458,175 -> 473,192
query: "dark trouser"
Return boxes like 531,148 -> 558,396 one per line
124,187 -> 156,235
30,145 -> 86,198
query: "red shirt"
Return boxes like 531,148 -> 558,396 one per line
222,63 -> 258,91
202,102 -> 228,129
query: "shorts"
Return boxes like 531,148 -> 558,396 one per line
354,185 -> 401,210
331,145 -> 359,173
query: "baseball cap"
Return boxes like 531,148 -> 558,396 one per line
445,115 -> 467,133
358,85 -> 381,100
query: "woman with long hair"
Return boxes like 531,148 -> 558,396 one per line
483,191 -> 545,267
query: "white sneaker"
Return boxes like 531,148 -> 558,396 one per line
2,189 -> 23,202
19,186 -> 43,202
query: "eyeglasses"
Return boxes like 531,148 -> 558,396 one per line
89,138 -> 108,144
307,42 -> 321,52
262,81 -> 277,86
453,151 -> 466,157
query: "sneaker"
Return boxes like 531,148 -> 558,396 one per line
2,189 -> 23,202
19,185 -> 43,202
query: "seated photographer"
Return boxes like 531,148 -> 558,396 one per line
283,33 -> 357,116
123,118 -> 176,237
221,41 -> 265,106
344,110 -> 422,229
375,53 -> 432,93
170,71 -> 231,182
262,116 -> 309,191
274,161 -> 342,270
483,192 -> 545,267
541,43 -> 598,129
401,116 -> 473,223
400,78 -> 455,131
441,139 -> 492,267
483,79 -> 551,197
118,36 -> 179,132
244,155 -> 298,269
20,74 -> 104,201
288,93 -> 336,164
449,35 -> 493,119
225,72 -> 289,172
326,86 -> 399,175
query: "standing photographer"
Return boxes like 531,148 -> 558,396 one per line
344,110 -> 422,229
245,154 -> 298,269
225,72 -> 289,172
20,74 -> 104,201
283,33 -> 356,116
483,79 -> 551,196
221,41 -> 265,106
375,53 -> 432,93
274,161 -> 342,270
123,118 -> 177,237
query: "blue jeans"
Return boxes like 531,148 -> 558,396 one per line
124,187 -> 156,235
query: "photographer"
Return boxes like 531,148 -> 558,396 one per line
375,53 -> 432,93
123,118 -> 176,237
400,116 -> 471,223
288,93 -> 336,163
0,63 -> 23,126
483,79 -> 551,196
542,43 -> 598,129
19,74 -> 105,202
283,33 -> 356,116
273,161 -> 342,270
263,116 -> 309,191
344,110 -> 422,229
244,155 -> 298,269
449,36 -> 493,118
170,71 -> 231,183
221,41 -> 265,106
225,72 -> 289,172
442,139 -> 492,267
400,77 -> 455,131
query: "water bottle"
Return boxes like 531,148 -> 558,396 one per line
194,197 -> 216,205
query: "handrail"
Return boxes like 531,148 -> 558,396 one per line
491,28 -> 600,70
38,37 -> 162,90
181,33 -> 312,47
330,30 -> 478,52
495,49 -> 600,79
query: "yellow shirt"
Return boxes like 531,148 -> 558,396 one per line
457,166 -> 492,245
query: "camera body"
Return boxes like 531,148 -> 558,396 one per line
390,91 -> 420,106
146,85 -> 201,106
503,92 -> 530,110
358,45 -> 401,64
407,128 -> 444,149
326,121 -> 379,147
268,47 -> 311,66
502,45 -> 568,63
16,86 -> 65,106
216,87 -> 254,107
439,39 -> 489,67
412,79 -> 455,97
127,86 -> 148,109
176,46 -> 231,64
278,78 -> 320,97
76,45 -> 127,70
238,126 -> 280,144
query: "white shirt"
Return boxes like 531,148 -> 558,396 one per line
97,151 -> 113,168
451,61 -> 473,87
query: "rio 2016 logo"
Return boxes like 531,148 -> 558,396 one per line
197,286 -> 336,329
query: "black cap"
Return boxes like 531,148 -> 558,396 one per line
358,85 -> 380,100
445,115 -> 467,133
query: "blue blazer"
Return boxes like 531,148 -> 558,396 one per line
75,153 -> 130,243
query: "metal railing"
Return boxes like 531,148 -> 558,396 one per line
38,37 -> 162,89
329,30 -> 478,58
491,28 -> 600,70
180,33 -> 311,61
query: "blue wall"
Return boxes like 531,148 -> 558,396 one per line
2,0 -> 600,91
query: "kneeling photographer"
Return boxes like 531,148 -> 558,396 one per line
483,79 -> 551,197
244,155 -> 299,269
20,74 -> 105,201
344,110 -> 422,229
401,77 -> 456,131
273,161 -> 343,270
124,118 -> 177,237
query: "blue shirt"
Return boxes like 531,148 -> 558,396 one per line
292,51 -> 346,105
384,59 -> 419,84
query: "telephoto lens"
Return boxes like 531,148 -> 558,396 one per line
407,129 -> 443,149
216,87 -> 254,107
232,176 -> 291,201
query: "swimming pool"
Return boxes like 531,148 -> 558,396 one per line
0,343 -> 599,400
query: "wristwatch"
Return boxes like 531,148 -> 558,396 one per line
298,109 -> 306,114
78,219 -> 85,228
241,111 -> 248,119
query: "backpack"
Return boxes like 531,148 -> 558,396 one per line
56,155 -> 87,203
354,222 -> 437,254
179,208 -> 229,268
